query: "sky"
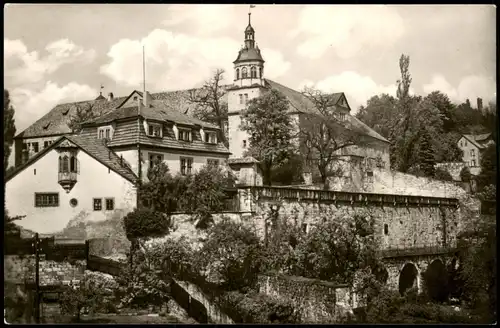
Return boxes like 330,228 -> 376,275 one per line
4,4 -> 497,137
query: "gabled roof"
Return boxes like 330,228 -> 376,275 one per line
263,79 -> 388,143
15,97 -> 127,139
86,100 -> 220,130
6,135 -> 138,184
462,133 -> 493,149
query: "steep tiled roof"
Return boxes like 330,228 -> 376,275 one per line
16,97 -> 127,139
6,135 -> 138,184
88,101 -> 219,129
104,117 -> 230,154
463,133 -> 493,149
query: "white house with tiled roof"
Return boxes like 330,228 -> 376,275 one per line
5,134 -> 138,234
457,133 -> 495,175
7,90 -> 230,234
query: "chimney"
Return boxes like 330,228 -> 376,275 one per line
477,98 -> 483,112
108,92 -> 114,101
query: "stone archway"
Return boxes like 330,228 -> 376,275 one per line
424,259 -> 449,302
399,262 -> 419,295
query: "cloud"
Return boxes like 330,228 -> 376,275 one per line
298,71 -> 401,112
101,28 -> 291,91
11,81 -> 97,133
423,74 -> 496,104
162,5 -> 237,35
4,38 -> 96,87
292,5 -> 405,59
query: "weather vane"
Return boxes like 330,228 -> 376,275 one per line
249,4 -> 255,14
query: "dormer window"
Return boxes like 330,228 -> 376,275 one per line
338,113 -> 347,121
98,126 -> 113,140
205,131 -> 217,144
178,128 -> 192,142
147,123 -> 162,138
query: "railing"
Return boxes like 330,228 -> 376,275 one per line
246,186 -> 459,207
58,172 -> 77,183
379,241 -> 459,258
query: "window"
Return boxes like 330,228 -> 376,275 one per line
23,143 -> 29,151
384,224 -> 389,235
301,223 -> 308,233
147,123 -> 162,138
70,156 -> 78,173
32,142 -> 39,153
242,140 -> 247,148
236,68 -> 240,80
251,66 -> 257,78
471,159 -> 476,167
207,159 -> 219,166
93,198 -> 102,211
239,94 -> 243,104
35,193 -> 59,207
133,96 -> 138,101
244,94 -> 249,104
149,153 -> 164,169
61,155 -> 69,173
98,126 -> 113,140
259,67 -> 263,77
470,149 -> 475,157
178,129 -> 192,142
44,141 -> 50,148
242,67 -> 248,78
105,198 -> 114,211
464,141 -> 467,146
205,131 -> 217,144
338,113 -> 346,121
180,157 -> 193,175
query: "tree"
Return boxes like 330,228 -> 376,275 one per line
425,91 -> 456,133
356,94 -> 399,139
476,144 -> 497,193
300,87 -> 370,189
67,102 -> 97,133
417,130 -> 436,177
240,89 -> 294,185
4,90 -> 16,176
460,166 -> 472,183
196,219 -> 262,291
271,154 -> 304,186
60,279 -> 106,322
186,69 -> 229,147
390,54 -> 419,172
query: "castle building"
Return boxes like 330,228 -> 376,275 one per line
6,11 -> 391,234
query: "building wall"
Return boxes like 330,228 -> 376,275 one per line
4,254 -> 86,286
15,135 -> 64,166
458,136 -> 481,168
5,148 -> 137,234
115,147 -> 229,182
227,86 -> 264,158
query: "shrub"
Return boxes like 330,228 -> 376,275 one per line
60,279 -> 106,321
221,290 -> 299,323
4,282 -> 33,324
123,208 -> 171,241
271,154 -> 304,186
196,219 -> 262,291
434,167 -> 453,181
114,248 -> 171,311
459,166 -> 472,182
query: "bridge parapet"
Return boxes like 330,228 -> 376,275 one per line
244,186 -> 459,207
379,241 -> 459,258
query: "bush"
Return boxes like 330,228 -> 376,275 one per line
60,279 -> 106,321
114,248 -> 171,311
271,154 -> 304,185
4,282 -> 33,324
196,219 -> 262,291
459,166 -> 472,182
221,290 -> 299,323
123,208 -> 171,241
434,167 -> 453,181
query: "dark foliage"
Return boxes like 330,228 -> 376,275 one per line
123,208 -> 171,241
434,167 -> 453,181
